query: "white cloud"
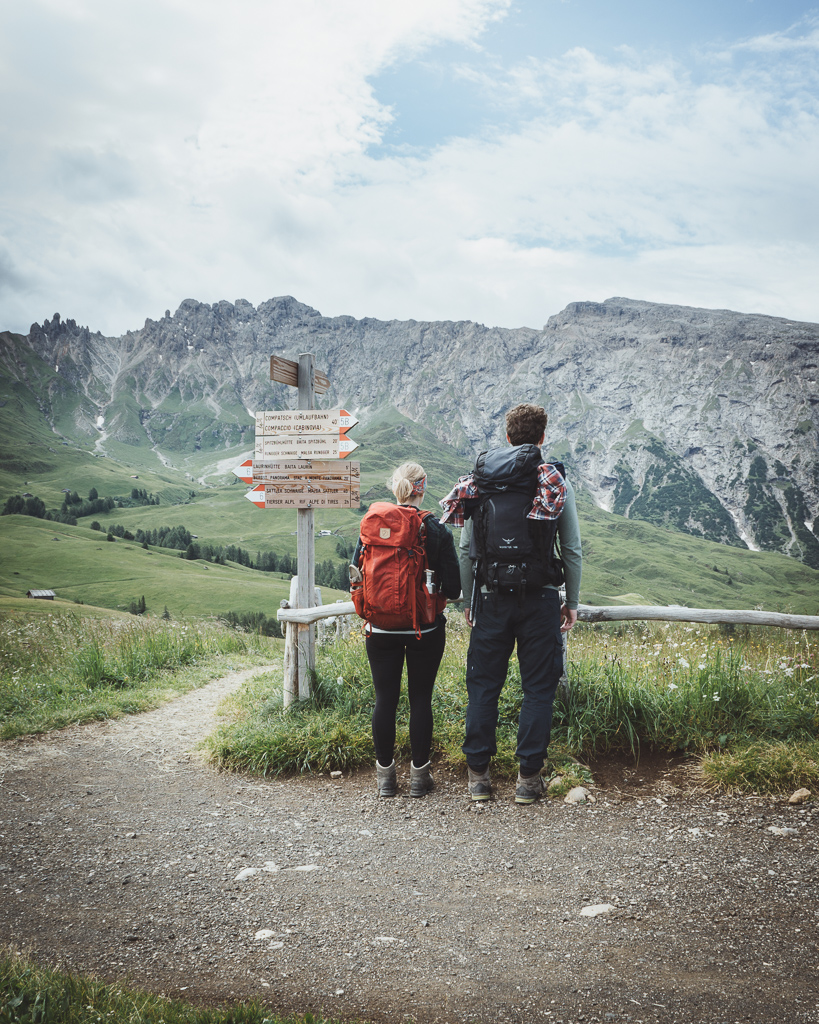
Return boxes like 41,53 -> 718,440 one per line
722,17 -> 819,55
1,1 -> 819,335
304,40 -> 819,325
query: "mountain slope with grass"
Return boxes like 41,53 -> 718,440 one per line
2,300 -> 819,617
2,469 -> 818,616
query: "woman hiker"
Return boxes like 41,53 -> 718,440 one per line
351,462 -> 461,797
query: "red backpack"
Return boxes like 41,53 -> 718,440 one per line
351,502 -> 447,635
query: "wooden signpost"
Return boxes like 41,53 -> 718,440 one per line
242,353 -> 360,705
253,408 -> 359,458
243,461 -> 360,510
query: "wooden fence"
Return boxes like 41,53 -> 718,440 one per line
277,598 -> 819,704
278,600 -> 819,630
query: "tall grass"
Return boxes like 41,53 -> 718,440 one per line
0,947 -> 336,1024
560,621 -> 818,756
700,740 -> 819,794
207,616 -> 819,794
0,611 -> 273,739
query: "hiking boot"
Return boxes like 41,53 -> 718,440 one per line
467,765 -> 491,802
410,761 -> 434,798
515,771 -> 545,805
376,759 -> 397,798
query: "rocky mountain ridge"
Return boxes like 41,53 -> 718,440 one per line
2,295 -> 818,567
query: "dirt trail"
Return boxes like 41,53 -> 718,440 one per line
1,666 -> 817,1024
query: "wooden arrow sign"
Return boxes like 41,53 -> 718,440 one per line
245,482 -> 361,509
233,459 -> 361,486
254,436 -> 359,459
270,355 -> 330,394
255,409 -> 358,434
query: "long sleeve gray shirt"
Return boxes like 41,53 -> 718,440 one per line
457,477 -> 582,609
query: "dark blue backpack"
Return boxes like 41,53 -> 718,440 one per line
467,444 -> 565,597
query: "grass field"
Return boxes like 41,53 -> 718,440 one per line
3,486 -> 818,620
0,606 -> 280,739
0,948 -> 329,1024
0,516 -> 349,618
1,593 -> 815,795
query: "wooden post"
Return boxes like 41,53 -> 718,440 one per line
558,585 -> 570,700
558,631 -> 570,702
282,577 -> 299,708
296,353 -> 316,697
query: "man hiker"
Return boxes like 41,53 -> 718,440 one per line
440,402 -> 582,804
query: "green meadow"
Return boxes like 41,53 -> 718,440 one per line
2,401 -> 818,617
0,516 -> 308,618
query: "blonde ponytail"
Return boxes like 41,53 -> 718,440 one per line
389,462 -> 426,504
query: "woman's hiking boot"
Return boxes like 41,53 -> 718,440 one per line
515,771 -> 545,805
376,759 -> 397,798
467,765 -> 492,801
410,761 -> 434,798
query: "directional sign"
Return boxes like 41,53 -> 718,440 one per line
233,459 -> 360,486
254,436 -> 359,459
245,483 -> 360,509
255,409 -> 358,434
270,355 -> 330,394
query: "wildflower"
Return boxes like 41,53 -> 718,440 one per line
678,658 -> 690,669
668,683 -> 678,691
713,694 -> 720,701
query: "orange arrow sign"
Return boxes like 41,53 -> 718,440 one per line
245,483 -> 360,509
254,436 -> 359,459
254,409 -> 358,434
233,458 -> 360,486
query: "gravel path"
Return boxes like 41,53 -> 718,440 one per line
0,665 -> 817,1024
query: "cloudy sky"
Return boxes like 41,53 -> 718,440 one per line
1,0 -> 818,336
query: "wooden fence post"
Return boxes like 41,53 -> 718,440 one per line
282,576 -> 299,707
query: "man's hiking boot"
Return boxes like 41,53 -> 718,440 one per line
467,765 -> 492,802
410,761 -> 434,798
376,759 -> 397,798
515,771 -> 545,805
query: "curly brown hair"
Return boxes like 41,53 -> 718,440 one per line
505,403 -> 548,446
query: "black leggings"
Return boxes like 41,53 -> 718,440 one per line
366,620 -> 447,767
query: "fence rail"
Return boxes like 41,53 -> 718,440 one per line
575,604 -> 819,631
277,601 -> 819,631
